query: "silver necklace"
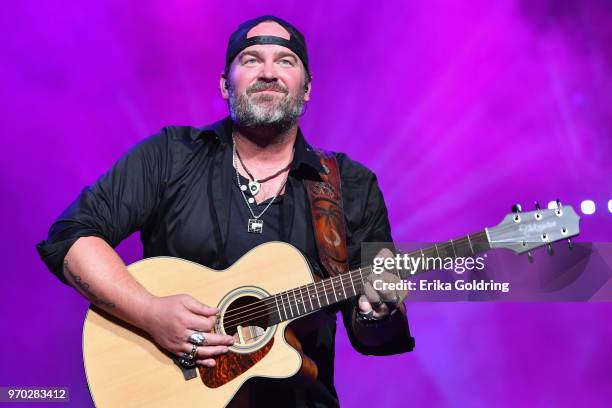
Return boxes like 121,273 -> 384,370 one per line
235,147 -> 292,196
232,136 -> 289,234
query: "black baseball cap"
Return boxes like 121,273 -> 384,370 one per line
225,15 -> 310,75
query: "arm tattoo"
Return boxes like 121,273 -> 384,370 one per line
64,260 -> 116,308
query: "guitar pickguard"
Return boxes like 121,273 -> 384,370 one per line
199,338 -> 274,388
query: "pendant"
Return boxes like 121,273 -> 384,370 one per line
248,218 -> 264,234
248,180 -> 260,195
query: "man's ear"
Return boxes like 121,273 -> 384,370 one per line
220,74 -> 229,100
304,81 -> 311,102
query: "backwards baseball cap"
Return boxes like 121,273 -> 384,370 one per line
225,15 -> 310,75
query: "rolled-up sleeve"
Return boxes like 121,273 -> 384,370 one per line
337,155 -> 415,355
36,130 -> 170,285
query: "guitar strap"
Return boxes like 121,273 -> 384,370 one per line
304,151 -> 349,278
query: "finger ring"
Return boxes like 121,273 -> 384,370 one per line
179,344 -> 198,368
189,344 -> 198,359
188,331 -> 207,346
179,354 -> 195,367
374,299 -> 384,309
357,308 -> 375,321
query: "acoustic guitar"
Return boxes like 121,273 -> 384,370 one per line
82,203 -> 580,407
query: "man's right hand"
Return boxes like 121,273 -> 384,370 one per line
140,294 -> 234,367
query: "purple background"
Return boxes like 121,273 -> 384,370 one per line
2,0 -> 611,406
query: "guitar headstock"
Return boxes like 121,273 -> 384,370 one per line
487,201 -> 580,258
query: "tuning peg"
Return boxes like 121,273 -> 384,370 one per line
547,243 -> 554,256
512,203 -> 522,213
527,251 -> 534,263
567,238 -> 573,250
535,201 -> 541,211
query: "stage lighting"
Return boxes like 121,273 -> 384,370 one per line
547,201 -> 558,209
608,199 -> 612,213
580,200 -> 596,215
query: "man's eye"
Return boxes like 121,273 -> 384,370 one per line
243,58 -> 257,65
279,59 -> 294,66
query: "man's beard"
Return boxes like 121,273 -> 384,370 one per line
228,81 -> 305,134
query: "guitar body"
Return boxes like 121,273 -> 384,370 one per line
83,242 -> 315,408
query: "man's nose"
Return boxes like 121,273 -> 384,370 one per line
259,60 -> 278,80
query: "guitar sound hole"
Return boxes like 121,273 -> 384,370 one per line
222,295 -> 271,345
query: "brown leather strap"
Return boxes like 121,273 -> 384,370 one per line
305,151 -> 349,277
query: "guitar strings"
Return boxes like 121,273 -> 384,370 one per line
220,225 -> 561,329
221,231 -> 489,322
221,267 -> 370,331
220,232 -> 492,328
218,260 -> 373,322
222,244 -> 467,329
226,263 -> 385,325
219,221 -> 544,323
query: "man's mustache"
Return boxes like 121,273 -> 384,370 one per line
247,81 -> 288,95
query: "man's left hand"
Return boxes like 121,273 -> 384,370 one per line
358,248 -> 407,319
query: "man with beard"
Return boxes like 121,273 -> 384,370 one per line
37,16 -> 414,407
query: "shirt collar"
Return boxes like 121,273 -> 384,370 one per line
195,116 -> 324,174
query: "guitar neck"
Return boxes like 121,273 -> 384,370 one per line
265,230 -> 491,325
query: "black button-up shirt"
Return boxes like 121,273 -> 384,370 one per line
37,116 -> 414,407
